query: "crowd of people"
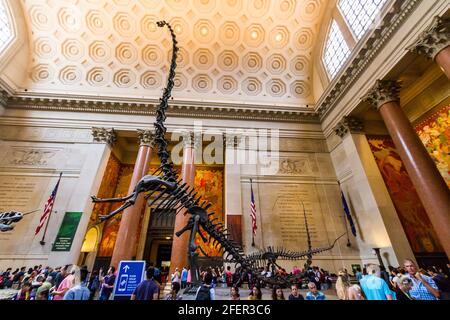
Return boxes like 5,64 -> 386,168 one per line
333,259 -> 450,300
1,259 -> 449,300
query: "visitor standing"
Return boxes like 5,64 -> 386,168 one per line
64,266 -> 90,300
51,265 -> 75,300
306,282 -> 326,300
131,267 -> 159,300
403,259 -> 439,300
288,284 -> 304,300
359,264 -> 393,300
195,272 -> 215,300
99,266 -> 116,301
181,266 -> 188,289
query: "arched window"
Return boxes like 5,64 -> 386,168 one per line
338,0 -> 388,40
0,0 -> 13,54
323,20 -> 351,79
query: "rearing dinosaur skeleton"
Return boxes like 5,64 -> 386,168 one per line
91,21 -> 345,288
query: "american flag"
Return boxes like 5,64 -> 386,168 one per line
35,173 -> 62,235
250,179 -> 257,237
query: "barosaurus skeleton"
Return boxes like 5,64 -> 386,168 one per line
91,21 -> 345,288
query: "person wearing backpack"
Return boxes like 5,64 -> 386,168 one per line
195,272 -> 215,300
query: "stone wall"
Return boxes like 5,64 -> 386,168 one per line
0,124 -> 110,270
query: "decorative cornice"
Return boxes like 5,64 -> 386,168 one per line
137,129 -> 155,147
91,127 -> 116,145
6,95 -> 319,124
316,0 -> 421,120
408,16 -> 450,60
364,80 -> 401,110
334,116 -> 365,138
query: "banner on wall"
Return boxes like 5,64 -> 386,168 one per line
52,211 -> 83,252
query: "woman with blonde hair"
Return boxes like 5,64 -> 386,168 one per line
335,270 -> 351,300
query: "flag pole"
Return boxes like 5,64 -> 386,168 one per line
39,209 -> 55,245
250,178 -> 255,247
39,172 -> 62,245
338,180 -> 351,247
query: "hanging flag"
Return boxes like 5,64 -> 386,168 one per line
250,179 -> 257,239
35,173 -> 62,235
340,189 -> 357,237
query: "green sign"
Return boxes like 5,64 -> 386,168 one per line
52,212 -> 82,252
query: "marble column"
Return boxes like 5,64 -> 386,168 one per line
365,80 -> 450,258
110,130 -> 154,268
169,132 -> 200,275
224,134 -> 243,247
408,16 -> 450,80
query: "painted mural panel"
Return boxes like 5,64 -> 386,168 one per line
89,153 -> 121,225
97,164 -> 133,257
415,105 -> 450,188
367,136 -> 443,253
194,168 -> 224,257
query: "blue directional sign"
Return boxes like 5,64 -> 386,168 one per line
112,260 -> 146,298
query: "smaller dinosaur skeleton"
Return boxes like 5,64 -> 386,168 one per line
0,210 -> 39,232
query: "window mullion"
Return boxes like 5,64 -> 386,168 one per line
333,9 -> 357,49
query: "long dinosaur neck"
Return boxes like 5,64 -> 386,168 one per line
155,21 -> 178,182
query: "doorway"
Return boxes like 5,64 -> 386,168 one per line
143,209 -> 176,268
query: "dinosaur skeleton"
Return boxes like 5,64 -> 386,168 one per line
91,21 -> 345,288
0,210 -> 39,232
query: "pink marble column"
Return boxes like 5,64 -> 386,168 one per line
409,16 -> 450,80
169,132 -> 199,276
366,80 -> 450,258
110,130 -> 154,267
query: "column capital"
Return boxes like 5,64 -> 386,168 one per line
91,127 -> 116,145
408,16 -> 450,60
137,129 -> 155,147
364,80 -> 401,110
182,131 -> 202,150
334,116 -> 365,138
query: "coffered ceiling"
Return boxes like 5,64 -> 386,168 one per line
17,0 -> 327,109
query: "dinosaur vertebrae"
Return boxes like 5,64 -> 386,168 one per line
154,21 -> 178,183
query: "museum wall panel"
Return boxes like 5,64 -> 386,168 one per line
237,141 -> 365,273
0,125 -> 111,269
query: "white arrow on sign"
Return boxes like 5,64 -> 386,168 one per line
123,265 -> 130,273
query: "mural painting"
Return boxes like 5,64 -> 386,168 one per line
194,168 -> 224,257
415,105 -> 450,188
367,136 -> 443,253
